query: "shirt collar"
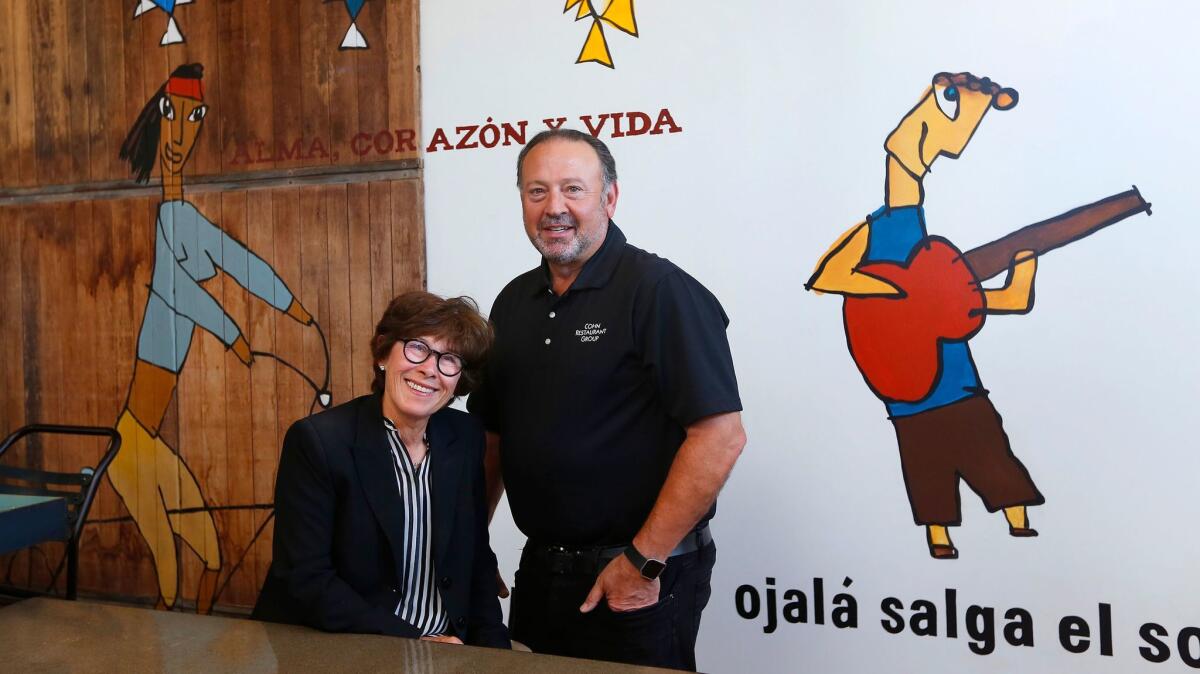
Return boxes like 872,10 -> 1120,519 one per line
381,416 -> 429,450
867,204 -> 924,224
533,221 -> 626,297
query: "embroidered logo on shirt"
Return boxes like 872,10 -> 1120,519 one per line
576,322 -> 607,343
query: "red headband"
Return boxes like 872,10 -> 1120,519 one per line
165,77 -> 204,101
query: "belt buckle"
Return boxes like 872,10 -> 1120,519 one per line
544,544 -> 603,576
546,545 -> 574,575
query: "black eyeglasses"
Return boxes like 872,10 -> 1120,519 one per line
401,339 -> 464,377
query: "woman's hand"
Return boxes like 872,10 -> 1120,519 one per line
420,634 -> 464,645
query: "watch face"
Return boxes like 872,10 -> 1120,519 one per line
641,559 -> 667,580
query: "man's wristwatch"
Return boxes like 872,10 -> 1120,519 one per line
623,544 -> 666,580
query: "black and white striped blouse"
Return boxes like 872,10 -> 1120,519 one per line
382,418 -> 450,636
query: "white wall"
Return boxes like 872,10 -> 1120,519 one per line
422,2 -> 1200,671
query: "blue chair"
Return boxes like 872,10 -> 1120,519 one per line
0,424 -> 121,600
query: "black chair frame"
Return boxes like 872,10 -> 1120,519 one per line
0,424 -> 121,600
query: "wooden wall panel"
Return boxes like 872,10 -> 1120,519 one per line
0,0 -> 420,192
0,176 -> 425,608
0,0 -> 425,613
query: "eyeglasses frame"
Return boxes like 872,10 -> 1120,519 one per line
399,338 -> 464,378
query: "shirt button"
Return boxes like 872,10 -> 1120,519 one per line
439,577 -> 452,589
455,616 -> 467,629
549,311 -> 556,318
544,338 -> 551,345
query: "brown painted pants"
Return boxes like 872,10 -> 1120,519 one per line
891,394 -> 1044,526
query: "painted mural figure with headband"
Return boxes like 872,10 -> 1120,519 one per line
468,129 -> 747,670
115,63 -> 316,611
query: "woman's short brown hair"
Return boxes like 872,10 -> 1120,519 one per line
370,291 -> 493,396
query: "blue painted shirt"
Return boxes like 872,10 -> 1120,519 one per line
137,200 -> 294,372
862,205 -> 983,417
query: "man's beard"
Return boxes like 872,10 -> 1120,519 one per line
530,212 -> 598,265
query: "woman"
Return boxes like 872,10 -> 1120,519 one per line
114,62 -> 316,612
253,292 -> 509,647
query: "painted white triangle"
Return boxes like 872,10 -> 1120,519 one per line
160,16 -> 184,45
176,0 -> 193,4
340,21 -> 368,49
133,0 -> 155,18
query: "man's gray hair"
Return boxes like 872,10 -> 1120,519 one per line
516,129 -> 618,193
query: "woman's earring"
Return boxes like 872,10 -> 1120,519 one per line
378,365 -> 385,372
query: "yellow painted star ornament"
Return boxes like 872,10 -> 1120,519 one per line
564,0 -> 638,68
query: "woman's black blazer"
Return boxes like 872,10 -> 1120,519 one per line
252,393 -> 509,648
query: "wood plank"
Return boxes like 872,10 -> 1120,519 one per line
324,185 -> 354,408
298,0 -> 332,170
69,199 -> 104,593
269,0 -> 304,170
23,202 -> 72,591
354,0 -> 388,166
0,1 -> 22,187
64,0 -> 91,182
119,0 -> 148,186
300,186 -> 332,420
172,245 -> 205,609
386,0 -> 421,160
215,0 -> 248,173
216,189 -> 254,608
239,0 -> 275,172
30,0 -> 72,186
126,195 -> 165,602
93,197 -> 128,598
0,205 -> 28,589
368,181 -> 394,319
327,5 -> 360,170
82,0 -> 119,183
82,196 -> 125,597
185,190 -> 228,608
271,188 -> 308,431
244,188 -> 279,595
45,200 -> 76,593
346,182 -> 373,397
390,178 -> 426,291
173,262 -> 203,610
0,205 -> 25,442
104,191 -> 138,594
10,1 -> 37,187
0,161 -> 420,208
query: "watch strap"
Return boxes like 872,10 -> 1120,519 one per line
623,544 -> 665,580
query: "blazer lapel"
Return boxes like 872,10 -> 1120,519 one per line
351,395 -> 408,576
427,411 -> 465,567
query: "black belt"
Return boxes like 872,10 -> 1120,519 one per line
527,524 -> 713,576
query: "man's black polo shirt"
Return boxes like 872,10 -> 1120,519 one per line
468,222 -> 742,546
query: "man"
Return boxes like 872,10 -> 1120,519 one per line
467,129 -> 745,670
807,72 -> 1043,559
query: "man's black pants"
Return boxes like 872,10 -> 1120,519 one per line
509,540 -> 716,671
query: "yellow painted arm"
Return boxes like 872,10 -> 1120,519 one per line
984,250 -> 1037,314
806,222 -> 901,296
